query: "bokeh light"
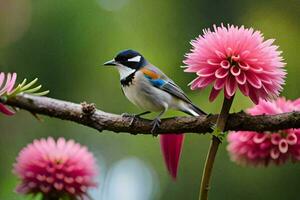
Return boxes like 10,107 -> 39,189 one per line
101,157 -> 160,200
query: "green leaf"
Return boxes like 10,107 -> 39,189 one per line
19,78 -> 28,88
21,78 -> 38,91
31,90 -> 50,96
23,85 -> 42,93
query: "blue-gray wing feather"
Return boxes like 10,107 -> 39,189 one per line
144,65 -> 192,103
144,65 -> 206,115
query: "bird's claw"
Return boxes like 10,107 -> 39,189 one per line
150,118 -> 161,136
121,113 -> 136,125
209,122 -> 217,130
121,112 -> 136,118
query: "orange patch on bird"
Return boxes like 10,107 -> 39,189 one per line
141,68 -> 160,79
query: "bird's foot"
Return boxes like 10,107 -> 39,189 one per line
121,112 -> 136,118
121,111 -> 151,118
150,118 -> 161,136
205,113 -> 217,132
121,113 -> 136,125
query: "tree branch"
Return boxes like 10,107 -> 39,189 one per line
3,94 -> 300,135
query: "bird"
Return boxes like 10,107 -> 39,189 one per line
103,49 -> 206,179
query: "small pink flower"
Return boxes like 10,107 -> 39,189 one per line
183,24 -> 286,104
0,72 -> 17,115
14,137 -> 98,199
227,97 -> 300,166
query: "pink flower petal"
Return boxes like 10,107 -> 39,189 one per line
214,78 -> 226,90
270,148 -> 280,159
0,103 -> 15,116
209,88 -> 221,102
0,73 -> 11,95
196,67 -> 218,76
250,65 -> 263,73
247,149 -> 258,159
230,65 -> 241,76
214,50 -> 226,59
232,55 -> 240,62
225,75 -> 237,97
184,65 -> 200,73
196,71 -> 215,77
246,73 -> 262,89
286,133 -> 297,145
239,132 -> 253,142
248,87 -> 259,104
7,72 -> 17,93
235,71 -> 246,85
238,61 -> 250,70
54,182 -> 64,190
0,72 -> 5,88
257,74 -> 273,85
220,60 -> 230,69
271,134 -> 281,145
260,141 -> 271,150
240,50 -> 250,58
189,77 -> 202,90
226,47 -> 233,57
238,83 -> 249,96
160,134 -> 184,180
278,139 -> 288,153
253,133 -> 267,144
40,185 -> 51,193
215,68 -> 229,79
207,59 -> 220,66
192,76 -> 215,88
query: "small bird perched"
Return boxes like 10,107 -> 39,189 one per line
103,49 -> 206,179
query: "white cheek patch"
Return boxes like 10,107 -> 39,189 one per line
117,65 -> 136,79
128,55 -> 141,62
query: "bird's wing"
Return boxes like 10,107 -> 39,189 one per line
141,65 -> 193,104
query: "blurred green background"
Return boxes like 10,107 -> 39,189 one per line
1,0 -> 300,199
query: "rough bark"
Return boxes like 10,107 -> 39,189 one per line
3,94 -> 300,135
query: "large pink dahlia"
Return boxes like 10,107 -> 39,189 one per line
0,72 -> 17,115
183,24 -> 286,104
14,137 -> 98,199
227,97 -> 300,166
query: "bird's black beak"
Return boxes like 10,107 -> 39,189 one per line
103,59 -> 117,66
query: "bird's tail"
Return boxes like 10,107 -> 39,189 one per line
160,103 -> 206,180
189,103 -> 207,116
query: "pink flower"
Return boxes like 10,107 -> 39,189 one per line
0,72 -> 17,115
227,97 -> 300,166
183,24 -> 286,104
14,137 -> 98,199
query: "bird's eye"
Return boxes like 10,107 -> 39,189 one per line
128,55 -> 141,62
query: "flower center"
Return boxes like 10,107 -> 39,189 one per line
54,158 -> 64,165
227,56 -> 239,66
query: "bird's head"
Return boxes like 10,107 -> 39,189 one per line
104,49 -> 147,70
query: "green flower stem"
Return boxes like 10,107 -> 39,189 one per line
199,95 -> 235,200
